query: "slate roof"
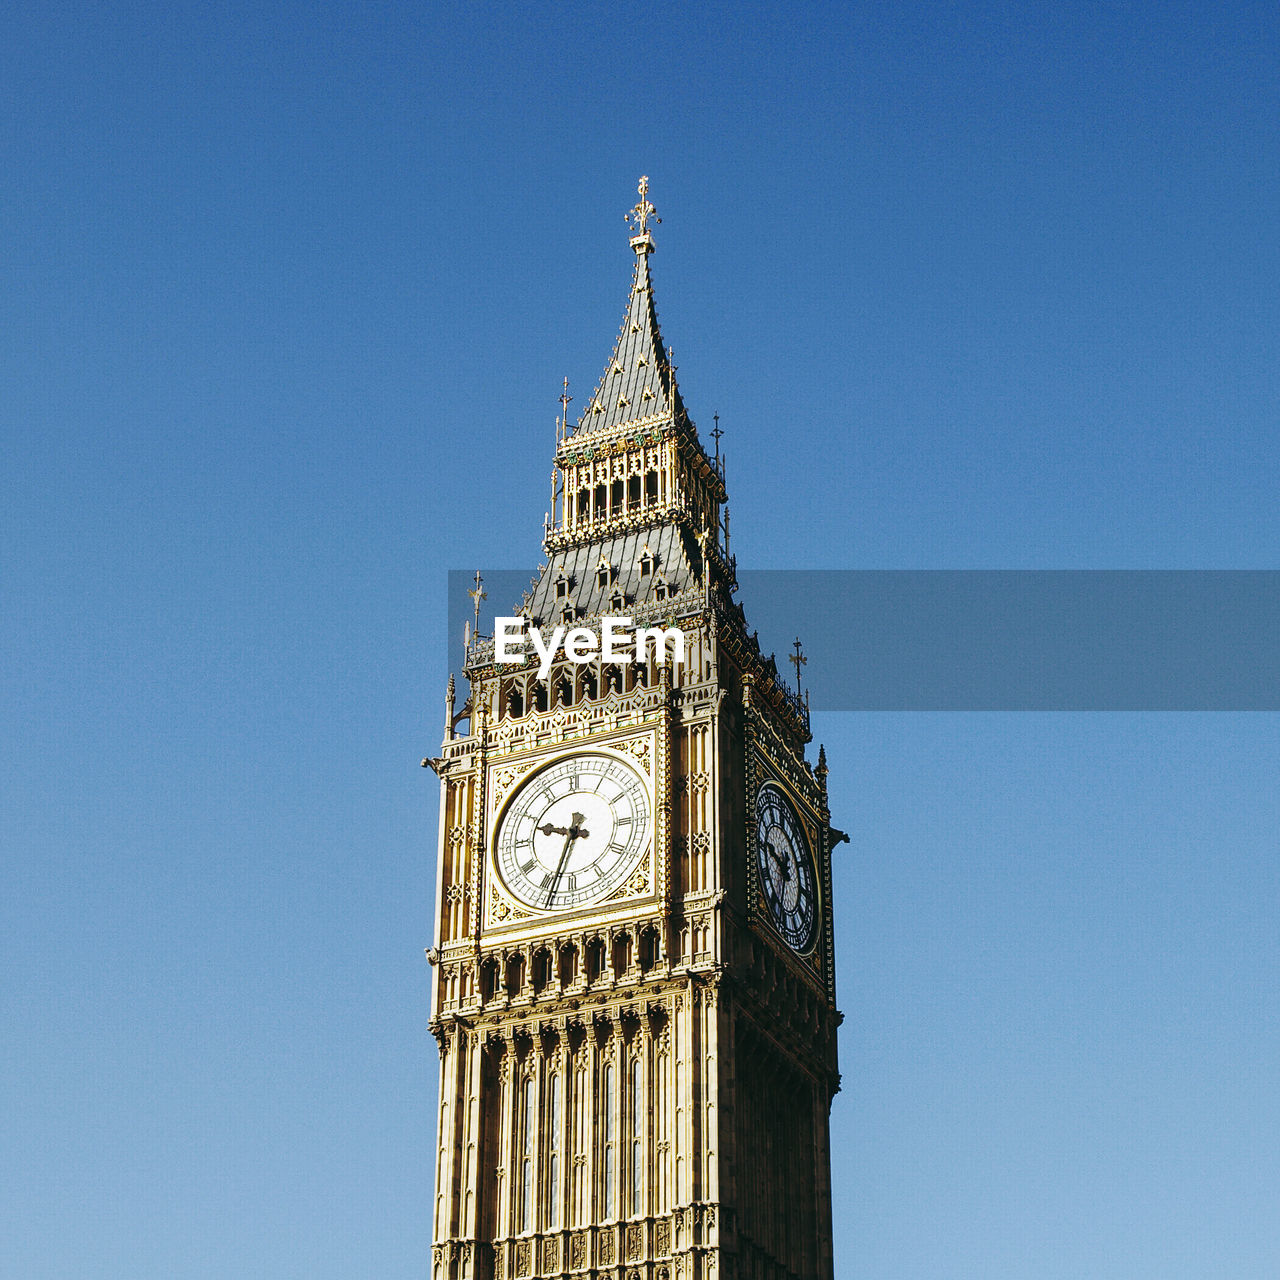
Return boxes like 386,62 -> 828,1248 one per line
571,242 -> 686,437
520,523 -> 701,626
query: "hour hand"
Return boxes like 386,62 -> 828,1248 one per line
538,817 -> 590,839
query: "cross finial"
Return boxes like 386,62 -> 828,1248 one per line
711,412 -> 723,464
790,637 -> 807,697
468,570 -> 486,642
626,175 -> 661,245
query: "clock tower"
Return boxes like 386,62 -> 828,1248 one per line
425,180 -> 843,1280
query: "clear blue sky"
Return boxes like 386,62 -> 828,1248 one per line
4,2 -> 1278,1277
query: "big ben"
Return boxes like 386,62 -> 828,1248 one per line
425,179 -> 843,1280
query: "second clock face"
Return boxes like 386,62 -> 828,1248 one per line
756,782 -> 818,953
495,753 -> 651,911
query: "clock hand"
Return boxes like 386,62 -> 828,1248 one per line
545,811 -> 587,907
767,840 -> 792,882
538,820 -> 592,838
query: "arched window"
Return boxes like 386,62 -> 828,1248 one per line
558,942 -> 578,988
630,1059 -> 643,1216
585,937 -> 605,983
518,1075 -> 533,1232
531,948 -> 552,995
573,1061 -> 588,1225
480,958 -> 499,1002
547,1072 -> 562,1228
601,1061 -> 615,1219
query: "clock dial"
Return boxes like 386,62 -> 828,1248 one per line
755,782 -> 818,953
495,753 -> 651,910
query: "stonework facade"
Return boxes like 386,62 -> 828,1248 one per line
426,181 -> 842,1280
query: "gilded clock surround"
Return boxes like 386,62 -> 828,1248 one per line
488,738 -> 659,923
424,180 -> 843,1280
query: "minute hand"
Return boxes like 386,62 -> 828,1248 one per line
545,812 -> 588,907
766,840 -> 792,881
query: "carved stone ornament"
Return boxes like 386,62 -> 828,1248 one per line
514,1239 -> 531,1276
570,1233 -> 586,1268
605,861 -> 651,902
656,1219 -> 671,1254
627,1223 -> 644,1259
488,882 -> 530,925
599,1230 -> 615,1265
492,765 -> 519,803
623,736 -> 653,773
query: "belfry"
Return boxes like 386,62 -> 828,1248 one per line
426,179 -> 843,1280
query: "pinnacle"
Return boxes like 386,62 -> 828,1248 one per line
570,183 -> 685,439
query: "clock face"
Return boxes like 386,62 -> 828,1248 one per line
755,782 -> 818,953
495,753 -> 651,911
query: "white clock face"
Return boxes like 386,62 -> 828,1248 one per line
495,753 -> 651,911
755,782 -> 818,953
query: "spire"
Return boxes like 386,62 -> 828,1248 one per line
571,176 -> 686,437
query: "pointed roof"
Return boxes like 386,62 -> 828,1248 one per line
571,178 -> 686,437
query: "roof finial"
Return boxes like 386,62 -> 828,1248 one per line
711,412 -> 723,465
626,175 -> 660,253
557,375 -> 572,443
790,636 -> 808,698
468,570 -> 486,646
